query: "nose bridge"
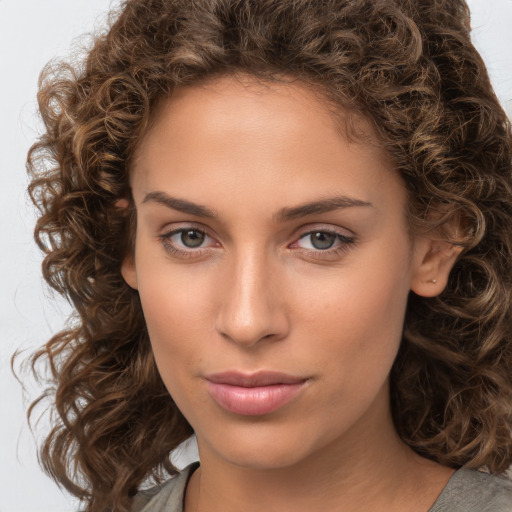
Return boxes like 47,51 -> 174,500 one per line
215,245 -> 288,346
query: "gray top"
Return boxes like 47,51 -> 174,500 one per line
132,463 -> 512,512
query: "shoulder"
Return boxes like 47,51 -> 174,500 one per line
131,463 -> 200,512
429,468 -> 512,512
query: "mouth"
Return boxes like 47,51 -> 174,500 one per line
204,371 -> 308,416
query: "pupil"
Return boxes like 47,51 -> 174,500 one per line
311,232 -> 335,250
181,230 -> 205,248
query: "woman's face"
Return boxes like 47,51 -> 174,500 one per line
123,76 -> 430,469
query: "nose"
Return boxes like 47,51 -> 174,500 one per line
214,251 -> 290,347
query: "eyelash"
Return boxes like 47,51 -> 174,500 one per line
158,225 -> 356,260
291,229 -> 355,258
159,226 -> 218,259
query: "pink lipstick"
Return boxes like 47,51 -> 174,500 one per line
204,371 -> 307,416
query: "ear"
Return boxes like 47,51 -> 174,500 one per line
121,254 -> 138,290
410,236 -> 463,297
116,198 -> 138,290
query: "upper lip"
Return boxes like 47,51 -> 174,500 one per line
205,371 -> 307,387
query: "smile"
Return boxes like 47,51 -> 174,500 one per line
204,371 -> 308,416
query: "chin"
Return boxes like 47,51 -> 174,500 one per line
197,421 -> 330,471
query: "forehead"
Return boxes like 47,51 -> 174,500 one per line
130,75 -> 405,221
134,74 -> 385,169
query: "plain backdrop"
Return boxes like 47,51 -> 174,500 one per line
1,1 -> 511,511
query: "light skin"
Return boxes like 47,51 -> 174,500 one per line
122,75 -> 461,512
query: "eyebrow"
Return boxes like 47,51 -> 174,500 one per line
142,191 -> 373,221
274,195 -> 373,222
142,191 -> 217,218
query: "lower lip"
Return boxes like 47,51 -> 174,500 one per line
205,381 -> 307,416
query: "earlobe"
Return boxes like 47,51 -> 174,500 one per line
410,237 -> 463,297
121,255 -> 138,290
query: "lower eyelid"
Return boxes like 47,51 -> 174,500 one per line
296,237 -> 355,258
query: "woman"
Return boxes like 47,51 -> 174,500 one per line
27,0 -> 512,511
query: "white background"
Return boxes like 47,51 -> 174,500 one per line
1,1 -> 511,511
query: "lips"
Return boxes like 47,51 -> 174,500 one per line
204,371 -> 308,416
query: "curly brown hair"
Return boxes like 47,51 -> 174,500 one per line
25,0 -> 512,510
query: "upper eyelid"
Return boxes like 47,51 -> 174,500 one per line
160,222 -> 214,237
291,230 -> 355,250
298,227 -> 353,238
291,223 -> 355,240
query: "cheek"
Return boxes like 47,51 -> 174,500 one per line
136,236 -> 215,333
293,247 -> 411,394
135,257 -> 214,386
299,287 -> 405,379
298,254 -> 409,338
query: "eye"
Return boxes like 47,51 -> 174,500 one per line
173,229 -> 207,248
291,228 -> 355,256
298,231 -> 338,250
159,226 -> 219,257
